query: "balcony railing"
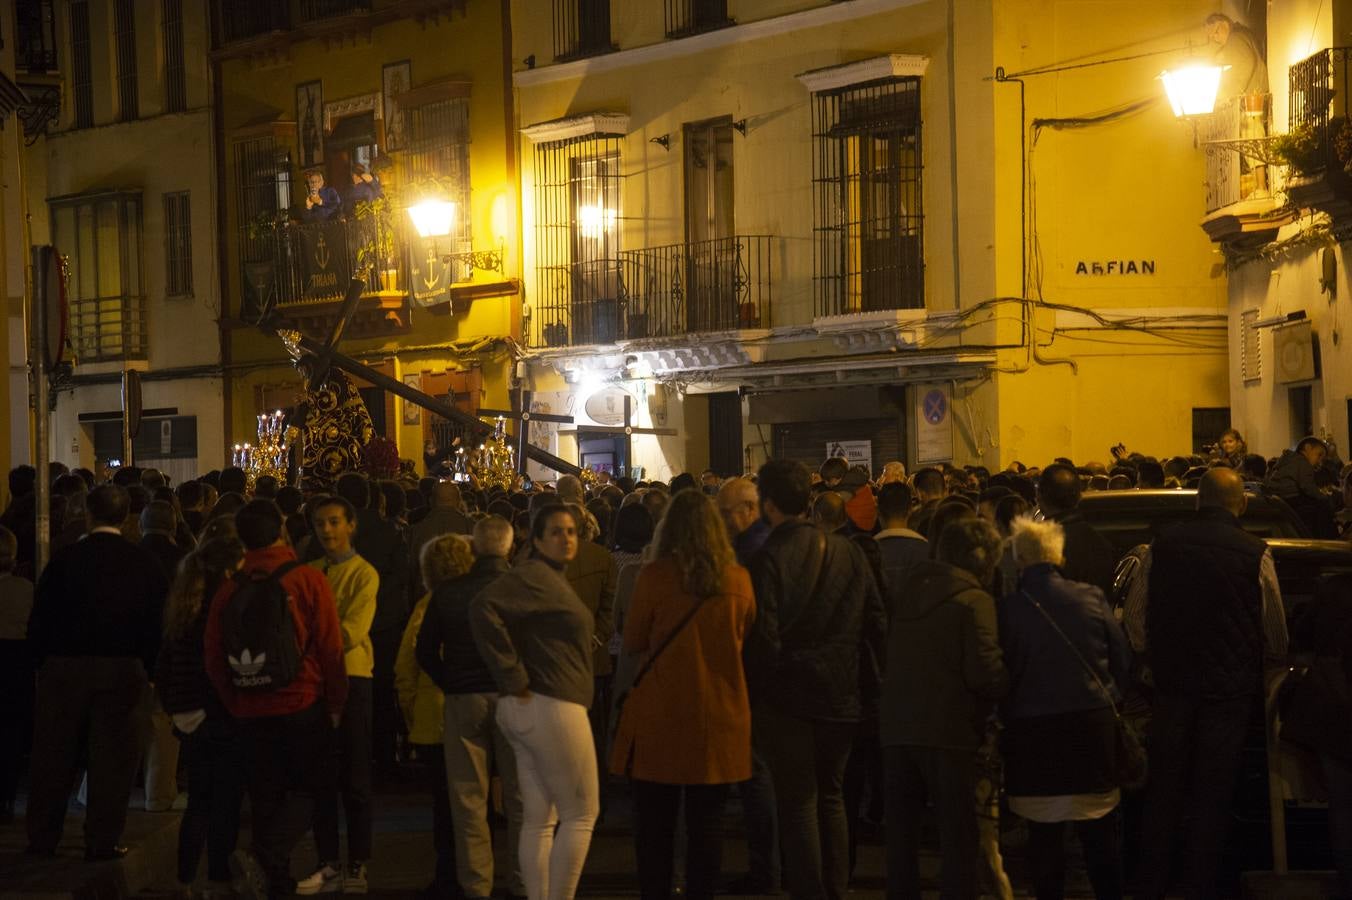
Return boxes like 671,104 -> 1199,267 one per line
15,0 -> 58,74
213,0 -> 291,46
1201,93 -> 1271,212
553,0 -> 615,61
532,235 -> 773,348
1289,47 -> 1352,173
665,0 -> 732,37
300,0 -> 371,21
70,294 -> 147,363
243,217 -> 410,313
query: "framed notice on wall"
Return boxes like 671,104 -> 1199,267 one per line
914,383 -> 953,464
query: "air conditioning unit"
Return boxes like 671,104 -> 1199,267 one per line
1274,320 -> 1316,384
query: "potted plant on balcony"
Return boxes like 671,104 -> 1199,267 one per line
1275,118 -> 1352,218
353,196 -> 398,292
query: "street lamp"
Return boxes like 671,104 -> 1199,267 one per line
407,198 -> 457,239
1159,64 -> 1227,117
405,197 -> 505,276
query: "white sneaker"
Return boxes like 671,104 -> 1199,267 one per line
343,861 -> 369,894
295,863 -> 343,895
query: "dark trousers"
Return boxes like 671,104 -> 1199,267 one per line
843,727 -> 883,877
411,742 -> 457,893
883,744 -> 979,900
315,676 -> 374,862
738,750 -> 781,889
754,706 -> 856,900
26,656 -> 148,854
1025,809 -> 1123,900
0,639 -> 34,811
632,779 -> 730,900
177,717 -> 246,884
1137,693 -> 1252,900
370,627 -> 402,768
240,702 -> 337,892
1323,752 -> 1352,900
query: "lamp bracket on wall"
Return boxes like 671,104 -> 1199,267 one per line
732,119 -> 747,136
650,134 -> 671,151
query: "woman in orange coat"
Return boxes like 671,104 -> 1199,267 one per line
609,489 -> 756,900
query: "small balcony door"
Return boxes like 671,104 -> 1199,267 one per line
684,117 -> 735,331
570,153 -> 621,344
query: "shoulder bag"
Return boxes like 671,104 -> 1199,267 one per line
613,592 -> 709,728
1021,590 -> 1148,790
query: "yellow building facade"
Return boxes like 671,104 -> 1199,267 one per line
510,0 -> 1232,478
216,0 -> 523,472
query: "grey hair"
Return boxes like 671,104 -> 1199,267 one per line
472,514 -> 514,558
1009,516 -> 1065,567
935,518 -> 1003,583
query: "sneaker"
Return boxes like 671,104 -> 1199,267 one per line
229,848 -> 269,900
343,861 -> 369,894
295,863 -> 343,895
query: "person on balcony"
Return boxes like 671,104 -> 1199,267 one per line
344,163 -> 384,218
302,170 -> 342,224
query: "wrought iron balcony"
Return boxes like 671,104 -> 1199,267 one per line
300,0 -> 372,22
241,217 -> 411,322
553,0 -> 615,61
15,0 -> 58,74
665,0 -> 733,38
1288,47 -> 1352,174
531,234 -> 773,348
1200,93 -> 1272,213
213,0 -> 291,46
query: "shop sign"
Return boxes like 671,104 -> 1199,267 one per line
826,440 -> 872,473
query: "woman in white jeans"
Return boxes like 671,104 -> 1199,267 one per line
470,504 -> 599,900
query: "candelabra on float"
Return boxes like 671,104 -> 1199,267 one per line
467,416 -> 518,491
232,409 -> 292,490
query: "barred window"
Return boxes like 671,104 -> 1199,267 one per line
50,192 -> 146,362
532,135 -> 623,347
115,0 -> 138,121
553,0 -> 613,61
163,192 -> 192,297
811,77 -> 923,316
233,136 -> 292,316
163,0 -> 187,113
404,97 -> 472,258
69,1 -> 92,128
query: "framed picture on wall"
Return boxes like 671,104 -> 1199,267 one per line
403,373 -> 422,425
296,80 -> 324,168
382,61 -> 411,152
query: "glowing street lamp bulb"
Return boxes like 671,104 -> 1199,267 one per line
1159,65 -> 1226,117
408,199 -> 457,239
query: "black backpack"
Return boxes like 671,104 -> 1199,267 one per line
220,561 -> 305,691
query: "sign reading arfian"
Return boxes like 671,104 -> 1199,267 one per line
1075,259 -> 1156,275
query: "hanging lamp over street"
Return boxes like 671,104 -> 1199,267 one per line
1159,64 -> 1227,117
407,198 -> 457,238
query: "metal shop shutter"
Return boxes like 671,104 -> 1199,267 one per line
771,417 -> 903,475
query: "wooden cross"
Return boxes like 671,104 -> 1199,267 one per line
560,393 -> 676,479
479,387 -> 575,475
302,272 -> 367,392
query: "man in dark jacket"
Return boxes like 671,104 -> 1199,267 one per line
1036,463 -> 1115,595
26,484 -> 170,859
745,459 -> 886,900
336,472 -> 409,770
1126,467 -> 1288,899
140,501 -> 189,579
874,482 -> 928,602
881,518 -> 1008,899
415,515 -> 524,899
138,500 -> 191,811
1265,436 -> 1336,537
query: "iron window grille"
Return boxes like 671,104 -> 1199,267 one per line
49,191 -> 147,363
163,0 -> 187,114
163,192 -> 193,297
553,0 -> 614,62
114,0 -> 138,122
403,96 -> 473,280
69,0 -> 92,128
532,134 -> 623,347
666,0 -> 732,38
16,0 -> 58,74
811,76 -> 923,316
233,136 -> 293,316
1288,47 -> 1352,174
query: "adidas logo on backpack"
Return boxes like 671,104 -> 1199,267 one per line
220,561 -> 305,692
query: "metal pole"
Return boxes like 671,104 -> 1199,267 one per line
31,247 -> 50,575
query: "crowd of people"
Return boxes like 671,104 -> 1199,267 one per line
0,429 -> 1349,900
